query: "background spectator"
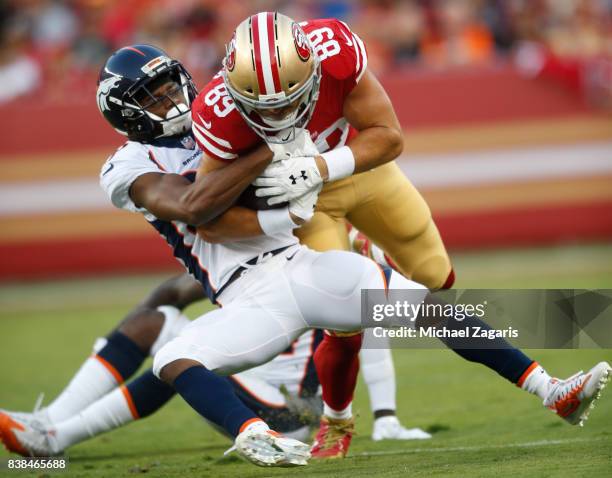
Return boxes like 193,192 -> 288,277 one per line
0,0 -> 609,104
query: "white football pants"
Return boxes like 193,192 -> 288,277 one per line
152,245 -> 425,378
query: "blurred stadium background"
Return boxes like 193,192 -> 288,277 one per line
1,0 -> 611,281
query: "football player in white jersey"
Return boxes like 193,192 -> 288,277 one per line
93,40 -> 610,469
90,45 -> 441,467
0,271 -> 430,458
6,45 -> 315,468
90,44 -> 438,468
4,44 -> 436,467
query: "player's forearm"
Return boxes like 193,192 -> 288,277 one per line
196,206 -> 304,243
314,127 -> 403,182
345,125 -> 403,173
196,207 -> 263,243
181,146 -> 273,225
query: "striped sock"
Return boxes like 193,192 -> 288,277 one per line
52,386 -> 135,452
52,369 -> 176,453
45,333 -> 146,423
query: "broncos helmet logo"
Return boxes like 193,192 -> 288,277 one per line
96,75 -> 122,113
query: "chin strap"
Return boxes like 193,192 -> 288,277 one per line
146,103 -> 191,138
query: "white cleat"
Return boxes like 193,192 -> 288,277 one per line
0,409 -> 52,430
0,394 -> 52,430
233,427 -> 310,467
543,361 -> 612,426
372,416 -> 432,441
0,412 -> 58,457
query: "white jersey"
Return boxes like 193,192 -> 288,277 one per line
99,133 -> 298,301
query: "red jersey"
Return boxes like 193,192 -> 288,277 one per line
191,18 -> 368,161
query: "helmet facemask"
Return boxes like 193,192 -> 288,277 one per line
221,13 -> 321,144
224,62 -> 321,143
123,62 -> 196,141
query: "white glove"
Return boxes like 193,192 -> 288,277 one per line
267,128 -> 319,161
288,184 -> 322,223
253,155 -> 323,205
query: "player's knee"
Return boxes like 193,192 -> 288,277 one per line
117,307 -> 166,353
153,337 -> 197,382
412,255 -> 453,290
158,358 -> 203,385
118,305 -> 190,356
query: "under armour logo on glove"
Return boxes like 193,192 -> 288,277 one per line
289,171 -> 308,185
254,158 -> 322,205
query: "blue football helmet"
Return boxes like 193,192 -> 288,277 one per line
96,44 -> 197,142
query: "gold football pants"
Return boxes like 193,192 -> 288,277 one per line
295,162 -> 452,290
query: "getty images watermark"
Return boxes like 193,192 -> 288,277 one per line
360,289 -> 612,349
370,298 -> 518,340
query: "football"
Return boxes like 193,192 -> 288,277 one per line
237,184 -> 288,210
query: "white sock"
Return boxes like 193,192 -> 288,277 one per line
360,341 -> 397,413
375,415 -> 400,425
46,348 -> 120,423
283,425 -> 310,442
324,402 -> 352,420
53,386 -> 136,452
520,364 -> 552,400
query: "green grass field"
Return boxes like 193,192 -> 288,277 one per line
1,243 -> 611,477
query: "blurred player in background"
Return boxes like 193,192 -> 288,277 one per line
0,267 -> 430,457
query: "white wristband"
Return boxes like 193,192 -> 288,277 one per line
257,207 -> 298,235
322,146 -> 355,182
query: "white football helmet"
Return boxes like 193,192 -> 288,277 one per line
222,12 -> 321,143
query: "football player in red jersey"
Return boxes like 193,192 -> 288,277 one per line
190,12 -> 452,459
189,12 -> 612,460
191,13 -> 451,286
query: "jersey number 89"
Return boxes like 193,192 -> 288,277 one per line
204,83 -> 235,118
306,27 -> 341,61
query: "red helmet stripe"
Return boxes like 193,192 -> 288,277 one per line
267,12 -> 282,93
250,14 -> 267,94
122,46 -> 146,56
